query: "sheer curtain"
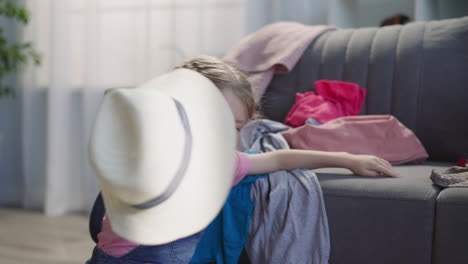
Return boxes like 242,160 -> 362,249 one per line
19,0 -> 246,216
246,0 -> 328,33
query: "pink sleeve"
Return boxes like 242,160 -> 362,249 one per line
97,215 -> 139,257
232,152 -> 251,186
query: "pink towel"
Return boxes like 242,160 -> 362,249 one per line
224,22 -> 336,100
284,80 -> 367,127
281,115 -> 429,165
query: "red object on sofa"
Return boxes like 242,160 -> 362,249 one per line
457,158 -> 467,167
284,80 -> 366,127
282,115 -> 429,165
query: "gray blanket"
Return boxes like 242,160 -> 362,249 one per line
430,166 -> 468,187
240,119 -> 330,264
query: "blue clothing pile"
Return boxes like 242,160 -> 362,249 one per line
190,173 -> 264,264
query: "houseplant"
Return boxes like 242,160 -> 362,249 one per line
0,0 -> 41,98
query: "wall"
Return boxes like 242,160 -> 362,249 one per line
355,0 -> 414,27
248,0 -> 468,32
247,0 -> 328,33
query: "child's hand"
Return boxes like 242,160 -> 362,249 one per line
348,154 -> 400,178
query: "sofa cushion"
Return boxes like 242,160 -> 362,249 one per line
262,16 -> 468,161
312,161 -> 450,264
432,187 -> 468,264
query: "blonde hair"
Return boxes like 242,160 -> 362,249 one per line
175,55 -> 258,120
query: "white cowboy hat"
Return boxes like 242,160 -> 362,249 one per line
88,68 -> 236,245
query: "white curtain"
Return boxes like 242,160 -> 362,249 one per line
19,0 -> 246,216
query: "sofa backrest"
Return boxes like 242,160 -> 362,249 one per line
262,16 -> 468,162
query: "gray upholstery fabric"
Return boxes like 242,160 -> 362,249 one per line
433,188 -> 468,264
262,16 -> 468,162
313,162 -> 449,264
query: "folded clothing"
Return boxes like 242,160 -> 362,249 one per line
282,115 -> 429,165
430,167 -> 468,187
224,23 -> 335,100
284,80 -> 366,127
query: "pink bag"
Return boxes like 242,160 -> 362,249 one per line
284,80 -> 366,127
282,115 -> 429,165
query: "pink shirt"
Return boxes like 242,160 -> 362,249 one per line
97,151 -> 251,257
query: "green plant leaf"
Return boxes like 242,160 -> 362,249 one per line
0,0 -> 40,98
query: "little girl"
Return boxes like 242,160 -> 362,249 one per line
86,56 -> 399,264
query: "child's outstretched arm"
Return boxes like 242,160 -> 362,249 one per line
248,150 -> 400,178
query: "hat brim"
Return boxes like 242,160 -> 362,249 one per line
99,69 -> 236,245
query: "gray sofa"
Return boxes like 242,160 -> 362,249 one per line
258,16 -> 468,264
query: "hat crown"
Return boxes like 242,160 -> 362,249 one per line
89,88 -> 185,205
